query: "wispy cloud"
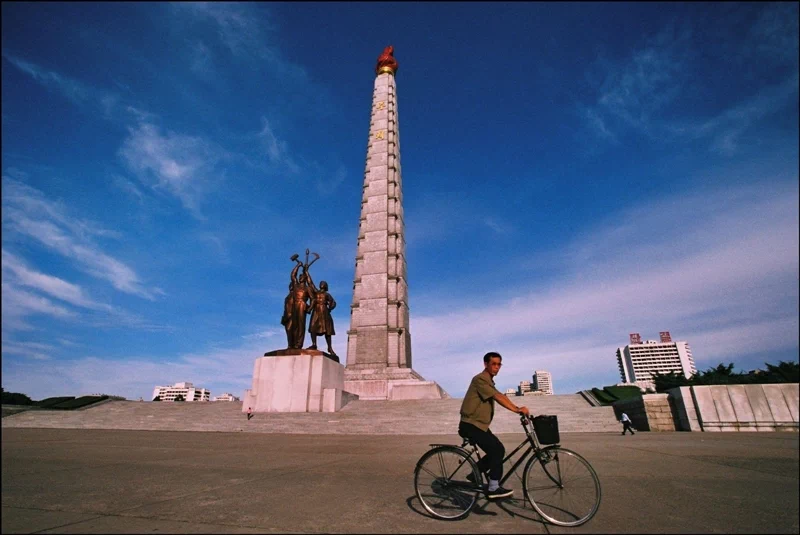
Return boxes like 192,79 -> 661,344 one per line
179,2 -> 273,61
111,174 -> 145,203
483,217 -> 514,235
257,117 -> 300,174
1,340 -> 56,361
587,24 -> 691,140
411,179 -> 799,396
2,175 -> 158,299
3,54 -> 92,105
672,73 -> 800,155
2,328 -> 285,400
748,3 -> 799,66
2,249 -> 112,311
1,282 -> 75,332
3,53 -> 122,119
119,122 -> 228,219
583,13 -> 799,154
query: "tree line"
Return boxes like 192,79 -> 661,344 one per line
652,361 -> 798,393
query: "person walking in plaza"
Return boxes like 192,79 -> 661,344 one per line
620,412 -> 635,435
459,351 -> 530,499
246,407 -> 253,421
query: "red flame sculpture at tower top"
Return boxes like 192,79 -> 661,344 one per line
376,45 -> 398,75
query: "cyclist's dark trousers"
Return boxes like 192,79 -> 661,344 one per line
458,421 -> 505,481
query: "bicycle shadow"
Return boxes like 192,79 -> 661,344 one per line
405,495 -> 497,519
405,494 -> 550,528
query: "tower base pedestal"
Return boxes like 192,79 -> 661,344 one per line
243,350 -> 356,413
344,367 -> 450,401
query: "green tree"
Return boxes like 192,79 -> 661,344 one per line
174,395 -> 185,402
1,391 -> 34,405
764,361 -> 799,383
652,371 -> 692,393
694,363 -> 742,385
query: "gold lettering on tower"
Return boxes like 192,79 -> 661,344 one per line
375,130 -> 385,140
375,101 -> 386,110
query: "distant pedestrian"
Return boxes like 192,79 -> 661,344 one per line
247,407 -> 253,421
620,412 -> 635,435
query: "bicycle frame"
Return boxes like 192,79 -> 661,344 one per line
457,415 -> 556,490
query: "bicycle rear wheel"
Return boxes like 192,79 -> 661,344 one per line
523,446 -> 601,527
414,446 -> 481,520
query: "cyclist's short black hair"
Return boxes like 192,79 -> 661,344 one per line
483,352 -> 502,363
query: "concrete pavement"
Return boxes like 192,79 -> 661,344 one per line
2,429 -> 798,533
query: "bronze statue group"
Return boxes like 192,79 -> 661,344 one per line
281,250 -> 337,357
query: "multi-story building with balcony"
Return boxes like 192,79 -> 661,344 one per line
616,331 -> 696,390
533,370 -> 554,395
152,382 -> 210,402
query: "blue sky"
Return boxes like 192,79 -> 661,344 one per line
2,2 -> 798,400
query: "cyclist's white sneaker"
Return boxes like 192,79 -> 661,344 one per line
486,486 -> 514,499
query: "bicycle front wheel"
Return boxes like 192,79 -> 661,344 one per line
414,446 -> 481,520
523,446 -> 601,527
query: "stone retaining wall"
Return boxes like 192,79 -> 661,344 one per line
612,384 -> 799,432
670,383 -> 799,432
612,394 -> 676,432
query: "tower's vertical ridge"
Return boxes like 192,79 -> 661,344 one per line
343,47 -> 447,401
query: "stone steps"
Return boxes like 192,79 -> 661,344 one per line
1,394 -> 622,434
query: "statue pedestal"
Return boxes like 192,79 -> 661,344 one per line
242,349 -> 351,413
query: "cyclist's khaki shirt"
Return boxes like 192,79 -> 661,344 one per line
460,370 -> 500,432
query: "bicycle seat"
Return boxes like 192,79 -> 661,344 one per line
459,436 -> 477,447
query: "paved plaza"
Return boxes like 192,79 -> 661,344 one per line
2,428 -> 798,534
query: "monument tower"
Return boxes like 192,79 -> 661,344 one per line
344,46 -> 448,400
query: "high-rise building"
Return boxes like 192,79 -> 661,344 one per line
343,47 -> 447,401
533,370 -> 554,395
616,332 -> 696,390
152,382 -> 210,402
518,380 -> 532,395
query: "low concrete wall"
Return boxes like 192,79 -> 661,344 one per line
613,394 -> 676,432
685,383 -> 799,432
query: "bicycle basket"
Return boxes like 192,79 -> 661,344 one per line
533,415 -> 560,445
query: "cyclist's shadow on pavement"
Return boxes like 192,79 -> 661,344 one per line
405,495 -> 548,526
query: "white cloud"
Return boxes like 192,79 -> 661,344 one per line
1,340 -> 56,361
410,180 -> 799,396
2,249 -> 112,311
1,282 -> 75,331
3,54 -> 91,105
2,176 -> 157,299
588,24 -> 690,140
119,122 -> 227,219
584,14 -> 799,154
257,117 -> 300,174
3,54 -> 123,119
2,329 -> 284,400
684,73 -> 799,155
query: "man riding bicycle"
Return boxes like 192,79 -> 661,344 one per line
459,351 -> 530,499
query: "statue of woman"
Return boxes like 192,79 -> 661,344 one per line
305,269 -> 337,356
281,260 -> 311,349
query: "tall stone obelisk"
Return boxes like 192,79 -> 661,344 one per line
344,46 -> 448,401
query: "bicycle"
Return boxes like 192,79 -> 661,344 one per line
413,414 -> 601,526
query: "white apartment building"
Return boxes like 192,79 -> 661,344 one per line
152,382 -> 210,402
504,388 -> 517,396
213,393 -> 239,402
616,331 -> 697,390
518,380 -> 532,395
533,370 -> 554,395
